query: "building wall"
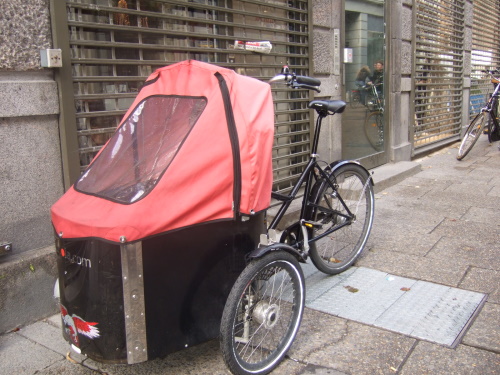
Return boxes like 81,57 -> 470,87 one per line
0,0 -> 62,332
391,0 -> 412,162
463,0 -> 474,132
312,0 -> 343,163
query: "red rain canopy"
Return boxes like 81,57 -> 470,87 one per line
51,60 -> 275,243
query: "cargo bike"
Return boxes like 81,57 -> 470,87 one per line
51,60 -> 374,375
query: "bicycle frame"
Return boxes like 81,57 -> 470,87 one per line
268,113 -> 356,247
366,83 -> 384,113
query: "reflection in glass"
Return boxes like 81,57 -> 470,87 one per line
342,1 -> 385,160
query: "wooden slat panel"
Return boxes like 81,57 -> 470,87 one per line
67,0 -> 312,192
413,0 -> 465,149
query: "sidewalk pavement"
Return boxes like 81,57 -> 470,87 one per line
1,138 -> 499,375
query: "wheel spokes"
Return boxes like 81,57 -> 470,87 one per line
233,266 -> 297,364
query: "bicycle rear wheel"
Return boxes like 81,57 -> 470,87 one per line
350,91 -> 362,108
457,112 -> 487,160
220,251 -> 305,375
308,164 -> 374,275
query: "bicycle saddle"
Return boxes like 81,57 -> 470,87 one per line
308,100 -> 346,115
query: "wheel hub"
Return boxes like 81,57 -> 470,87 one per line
253,301 -> 280,329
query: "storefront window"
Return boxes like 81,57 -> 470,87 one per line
342,0 -> 385,163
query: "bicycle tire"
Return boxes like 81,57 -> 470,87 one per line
457,112 -> 487,160
308,164 -> 374,275
487,102 -> 500,143
220,251 -> 305,375
365,111 -> 384,151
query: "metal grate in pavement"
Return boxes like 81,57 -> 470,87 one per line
302,264 -> 487,348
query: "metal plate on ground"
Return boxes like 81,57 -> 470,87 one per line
303,264 -> 487,347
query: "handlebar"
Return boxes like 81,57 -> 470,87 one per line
269,66 -> 321,93
296,75 -> 321,87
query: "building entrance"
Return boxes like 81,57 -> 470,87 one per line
342,0 -> 386,169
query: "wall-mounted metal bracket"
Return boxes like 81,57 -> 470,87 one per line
40,49 -> 63,68
120,242 -> 148,364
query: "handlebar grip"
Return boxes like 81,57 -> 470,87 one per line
293,83 -> 321,93
296,75 -> 321,87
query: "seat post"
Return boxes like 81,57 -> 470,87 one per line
311,113 -> 326,155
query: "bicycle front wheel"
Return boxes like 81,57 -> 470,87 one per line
308,164 -> 374,275
365,111 -> 384,151
220,251 -> 305,375
457,112 -> 487,160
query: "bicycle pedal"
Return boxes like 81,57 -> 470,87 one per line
302,220 -> 323,229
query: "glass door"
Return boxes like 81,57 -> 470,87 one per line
342,0 -> 386,168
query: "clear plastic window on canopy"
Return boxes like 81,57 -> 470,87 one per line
75,96 -> 207,204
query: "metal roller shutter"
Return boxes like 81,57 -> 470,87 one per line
65,0 -> 311,192
413,0 -> 465,152
470,0 -> 500,118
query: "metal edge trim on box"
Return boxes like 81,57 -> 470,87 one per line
121,242 -> 148,364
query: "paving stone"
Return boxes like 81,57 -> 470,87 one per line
461,206 -> 500,224
356,250 -> 469,287
414,164 -> 479,181
267,357 -> 307,375
37,360 -> 99,374
375,180 -> 433,200
372,205 -> 446,234
87,339 -> 228,375
365,229 -> 441,257
400,341 -> 500,375
304,321 -> 415,375
288,308 -> 349,360
17,320 -> 69,358
488,184 -> 500,197
375,180 -> 465,208
427,234 -> 500,270
443,180 -> 499,198
45,313 -> 62,329
297,363 -> 347,375
0,332 -> 64,374
462,302 -> 500,352
421,188 -> 500,212
460,267 -> 500,304
369,213 -> 437,238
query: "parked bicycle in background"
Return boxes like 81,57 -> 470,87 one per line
457,69 -> 500,160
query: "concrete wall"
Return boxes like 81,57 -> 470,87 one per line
462,0 -> 473,133
389,0 -> 412,162
0,0 -> 62,332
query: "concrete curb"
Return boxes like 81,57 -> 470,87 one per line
371,161 -> 422,193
